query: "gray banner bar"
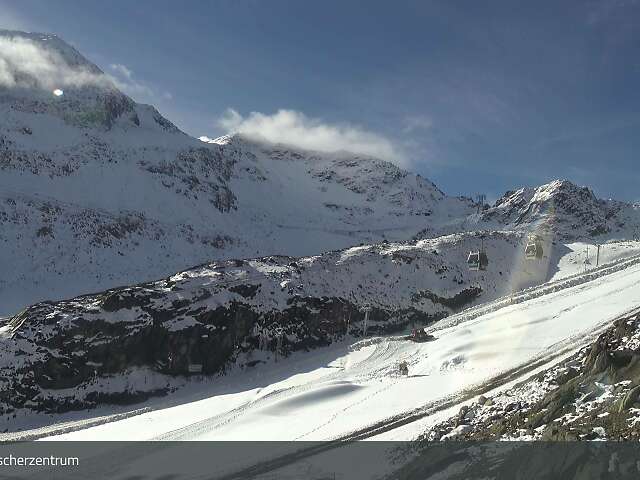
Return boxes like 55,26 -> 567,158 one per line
0,441 -> 639,479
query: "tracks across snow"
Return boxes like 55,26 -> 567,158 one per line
427,250 -> 640,335
213,309 -> 637,480
151,340 -> 402,441
0,407 -> 152,442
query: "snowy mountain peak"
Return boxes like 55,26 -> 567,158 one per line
491,179 -> 599,217
0,29 -> 102,73
0,29 -> 181,135
199,134 -> 235,145
532,179 -> 595,201
0,29 -> 109,94
482,178 -> 640,239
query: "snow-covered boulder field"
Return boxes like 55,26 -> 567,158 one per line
422,309 -> 640,442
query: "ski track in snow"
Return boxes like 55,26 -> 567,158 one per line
206,316 -> 627,480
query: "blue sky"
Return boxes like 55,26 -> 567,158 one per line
1,0 -> 639,201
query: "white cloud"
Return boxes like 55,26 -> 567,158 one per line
107,63 -> 172,103
0,36 -> 109,90
109,63 -> 133,79
107,64 -> 152,97
0,36 -> 173,104
217,108 -> 408,165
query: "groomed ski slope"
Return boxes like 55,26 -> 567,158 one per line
44,250 -> 640,442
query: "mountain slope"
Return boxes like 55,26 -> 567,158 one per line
3,30 -> 639,318
0,30 -> 475,315
5,29 -> 640,441
423,308 -> 640,443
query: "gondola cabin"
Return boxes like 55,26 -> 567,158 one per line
467,250 -> 488,271
525,236 -> 544,260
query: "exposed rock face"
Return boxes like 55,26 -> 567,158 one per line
0,285 -> 429,417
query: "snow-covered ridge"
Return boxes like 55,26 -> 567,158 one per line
8,233 -> 638,436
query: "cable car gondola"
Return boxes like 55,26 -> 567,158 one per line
468,235 -> 489,271
524,235 -> 544,260
467,250 -> 488,271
